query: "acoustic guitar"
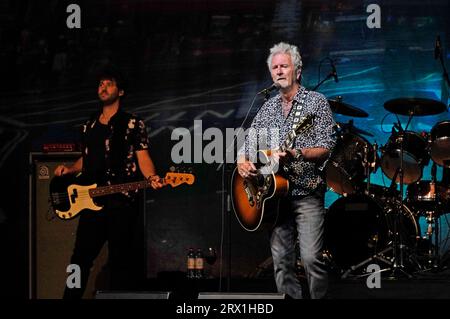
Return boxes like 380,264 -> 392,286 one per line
231,114 -> 314,231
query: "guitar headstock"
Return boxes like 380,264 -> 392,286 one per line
164,172 -> 195,187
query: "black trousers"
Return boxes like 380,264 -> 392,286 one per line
63,195 -> 144,299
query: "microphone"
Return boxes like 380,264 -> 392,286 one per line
257,82 -> 281,95
331,60 -> 339,83
434,35 -> 441,60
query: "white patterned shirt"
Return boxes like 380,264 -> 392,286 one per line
238,86 -> 337,196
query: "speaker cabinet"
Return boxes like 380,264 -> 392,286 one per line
95,291 -> 171,299
29,152 -> 108,299
198,292 -> 286,299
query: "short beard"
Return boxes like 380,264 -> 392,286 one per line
100,93 -> 120,106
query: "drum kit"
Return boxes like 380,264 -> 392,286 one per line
324,96 -> 450,278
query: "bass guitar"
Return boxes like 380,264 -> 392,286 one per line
50,172 -> 195,220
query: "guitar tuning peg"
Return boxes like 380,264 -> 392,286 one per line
169,166 -> 175,172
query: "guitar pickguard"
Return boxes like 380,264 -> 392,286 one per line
243,174 -> 274,209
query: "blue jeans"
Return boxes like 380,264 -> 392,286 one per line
270,191 -> 328,299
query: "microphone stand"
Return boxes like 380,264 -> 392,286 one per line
313,56 -> 338,91
430,163 -> 441,270
436,40 -> 450,88
217,90 -> 272,292
436,36 -> 450,111
312,72 -> 334,91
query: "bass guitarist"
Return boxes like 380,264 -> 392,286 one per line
54,67 -> 163,299
236,42 -> 336,299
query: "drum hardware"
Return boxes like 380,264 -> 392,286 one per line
416,164 -> 442,269
363,143 -> 370,194
379,97 -> 446,277
422,211 -> 441,269
325,96 -> 450,278
445,161 -> 450,170
336,120 -> 374,137
442,166 -> 450,188
325,96 -> 449,277
362,142 -> 378,195
386,121 -> 414,278
341,246 -> 393,279
380,106 -> 422,277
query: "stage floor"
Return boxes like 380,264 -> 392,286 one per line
142,264 -> 450,299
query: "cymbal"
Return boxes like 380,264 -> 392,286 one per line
328,98 -> 369,117
336,121 -> 374,137
384,97 -> 447,116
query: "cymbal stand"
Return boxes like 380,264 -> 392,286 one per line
341,246 -> 393,279
388,114 -> 413,279
362,143 -> 370,194
427,163 -> 441,269
363,142 -> 378,195
423,210 -> 441,270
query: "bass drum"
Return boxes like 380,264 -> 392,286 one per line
325,194 -> 419,270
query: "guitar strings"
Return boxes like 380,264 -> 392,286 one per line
51,176 -> 192,202
51,176 -> 189,198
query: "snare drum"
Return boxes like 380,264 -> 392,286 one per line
380,131 -> 429,184
407,180 -> 450,212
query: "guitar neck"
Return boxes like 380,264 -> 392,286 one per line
277,115 -> 314,153
280,130 -> 297,152
89,180 -> 152,197
279,143 -> 289,153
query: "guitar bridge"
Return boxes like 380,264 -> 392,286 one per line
243,181 -> 255,206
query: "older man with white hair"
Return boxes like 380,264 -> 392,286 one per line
237,42 -> 336,299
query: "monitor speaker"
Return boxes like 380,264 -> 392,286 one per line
29,152 -> 108,299
95,291 -> 171,299
198,292 -> 286,299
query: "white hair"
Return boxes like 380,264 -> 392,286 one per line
266,42 -> 303,73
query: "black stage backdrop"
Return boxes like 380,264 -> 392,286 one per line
0,0 -> 449,298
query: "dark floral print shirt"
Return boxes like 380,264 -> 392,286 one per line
81,109 -> 150,196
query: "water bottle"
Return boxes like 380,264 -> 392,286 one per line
187,248 -> 195,279
195,248 -> 204,279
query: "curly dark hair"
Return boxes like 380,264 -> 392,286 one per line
96,65 -> 128,95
